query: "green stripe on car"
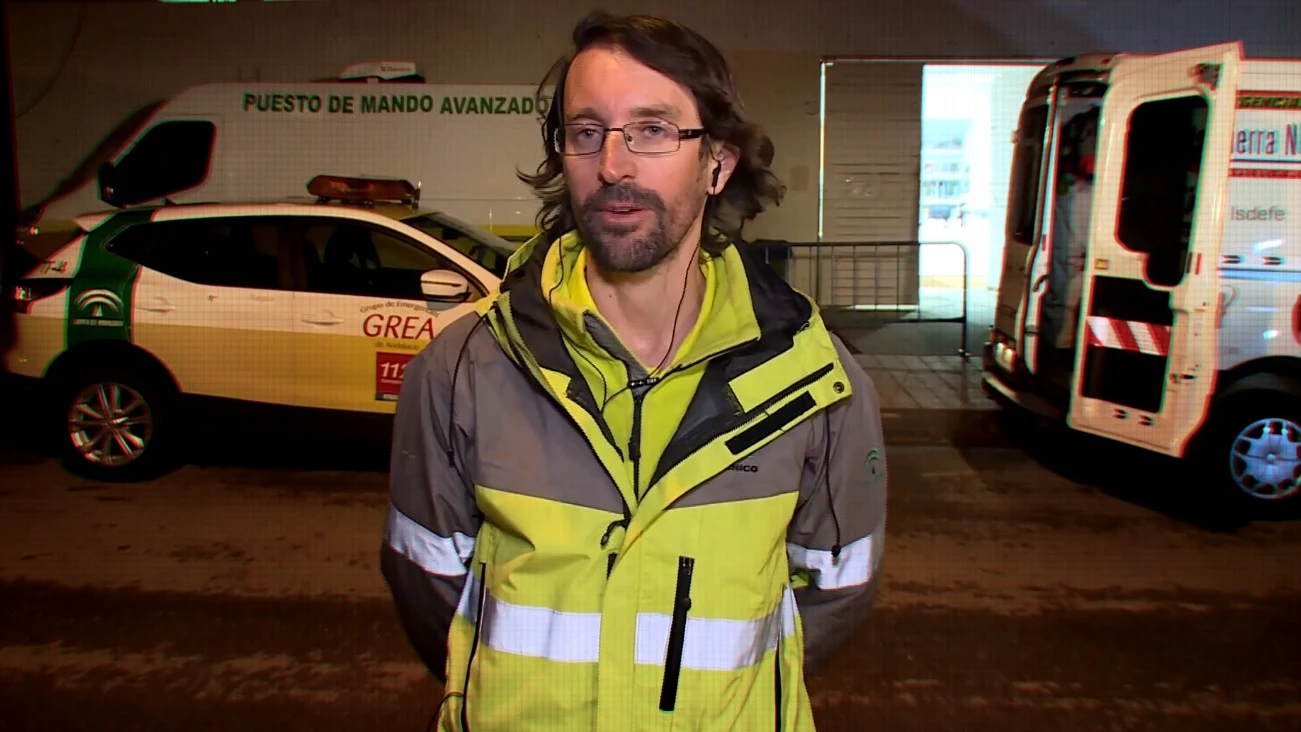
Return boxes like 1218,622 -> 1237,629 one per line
65,209 -> 154,349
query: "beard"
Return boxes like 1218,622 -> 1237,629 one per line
575,181 -> 707,274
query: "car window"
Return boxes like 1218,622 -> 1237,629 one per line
296,218 -> 485,301
401,213 -> 516,277
105,217 -> 287,290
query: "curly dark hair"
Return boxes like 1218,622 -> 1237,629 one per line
516,11 -> 786,253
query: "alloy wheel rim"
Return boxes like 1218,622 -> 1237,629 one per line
68,382 -> 154,467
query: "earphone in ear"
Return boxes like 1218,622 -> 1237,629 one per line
711,163 -> 721,192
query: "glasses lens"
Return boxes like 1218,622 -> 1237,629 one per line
563,125 -> 605,155
626,122 -> 680,154
559,123 -> 683,155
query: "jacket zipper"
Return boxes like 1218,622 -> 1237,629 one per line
659,555 -> 695,712
623,334 -> 754,504
460,561 -> 487,732
601,377 -> 650,579
628,376 -> 652,501
603,342 -> 729,576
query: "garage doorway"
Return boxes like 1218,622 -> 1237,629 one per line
818,58 -> 1049,327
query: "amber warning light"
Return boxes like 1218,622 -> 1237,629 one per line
307,175 -> 420,206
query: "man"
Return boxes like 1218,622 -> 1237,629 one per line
381,12 -> 888,731
1042,106 -> 1098,355
1054,108 -> 1098,351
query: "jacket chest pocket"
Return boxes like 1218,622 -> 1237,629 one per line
658,555 -> 696,712
641,550 -> 795,731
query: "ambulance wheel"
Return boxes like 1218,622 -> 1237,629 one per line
1198,391 -> 1301,520
56,366 -> 178,482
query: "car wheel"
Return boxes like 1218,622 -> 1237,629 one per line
57,367 -> 177,482
1197,390 -> 1301,520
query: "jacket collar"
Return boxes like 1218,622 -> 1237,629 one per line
483,228 -> 849,524
493,229 -> 815,379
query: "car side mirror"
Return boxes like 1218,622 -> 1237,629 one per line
420,268 -> 470,302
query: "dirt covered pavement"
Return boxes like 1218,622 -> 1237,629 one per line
1,425 -> 1299,732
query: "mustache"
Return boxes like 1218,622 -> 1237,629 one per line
581,184 -> 666,213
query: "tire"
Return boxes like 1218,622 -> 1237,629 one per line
1195,390 -> 1301,520
55,366 -> 178,482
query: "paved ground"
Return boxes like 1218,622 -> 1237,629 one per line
859,353 -> 993,410
1,407 -> 1299,732
824,284 -> 997,359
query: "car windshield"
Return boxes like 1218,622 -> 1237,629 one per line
402,212 -> 519,257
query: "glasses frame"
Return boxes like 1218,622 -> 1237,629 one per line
554,121 -> 707,157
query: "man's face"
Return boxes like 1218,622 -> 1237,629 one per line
561,45 -> 714,274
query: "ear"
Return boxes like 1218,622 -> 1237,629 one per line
708,141 -> 741,195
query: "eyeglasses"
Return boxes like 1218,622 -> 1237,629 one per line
554,122 -> 706,156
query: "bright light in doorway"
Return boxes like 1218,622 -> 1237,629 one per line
917,62 -> 1047,291
817,60 -> 828,243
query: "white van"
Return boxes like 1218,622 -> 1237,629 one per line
982,42 -> 1301,517
23,62 -> 553,242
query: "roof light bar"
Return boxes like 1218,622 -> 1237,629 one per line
307,175 -> 420,206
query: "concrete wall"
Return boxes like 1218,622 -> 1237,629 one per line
6,0 -> 1299,241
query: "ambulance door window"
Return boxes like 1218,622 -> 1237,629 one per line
1007,105 -> 1051,246
1115,96 -> 1209,288
109,121 -> 216,207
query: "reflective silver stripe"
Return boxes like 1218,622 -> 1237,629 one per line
385,503 -> 476,578
787,529 -> 883,591
634,585 -> 798,670
455,573 -> 797,670
456,570 -> 602,664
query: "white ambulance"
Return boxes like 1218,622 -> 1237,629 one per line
982,42 -> 1301,518
23,62 -> 553,243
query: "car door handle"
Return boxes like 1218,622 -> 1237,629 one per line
301,311 -> 343,326
139,297 -> 174,313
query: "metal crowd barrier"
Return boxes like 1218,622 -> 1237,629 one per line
752,239 -> 971,358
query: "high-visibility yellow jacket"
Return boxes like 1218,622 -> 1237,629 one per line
381,230 -> 888,731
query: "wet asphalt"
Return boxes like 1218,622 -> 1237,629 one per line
1,410 -> 1299,732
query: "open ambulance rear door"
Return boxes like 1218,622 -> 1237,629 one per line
1067,42 -> 1241,456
